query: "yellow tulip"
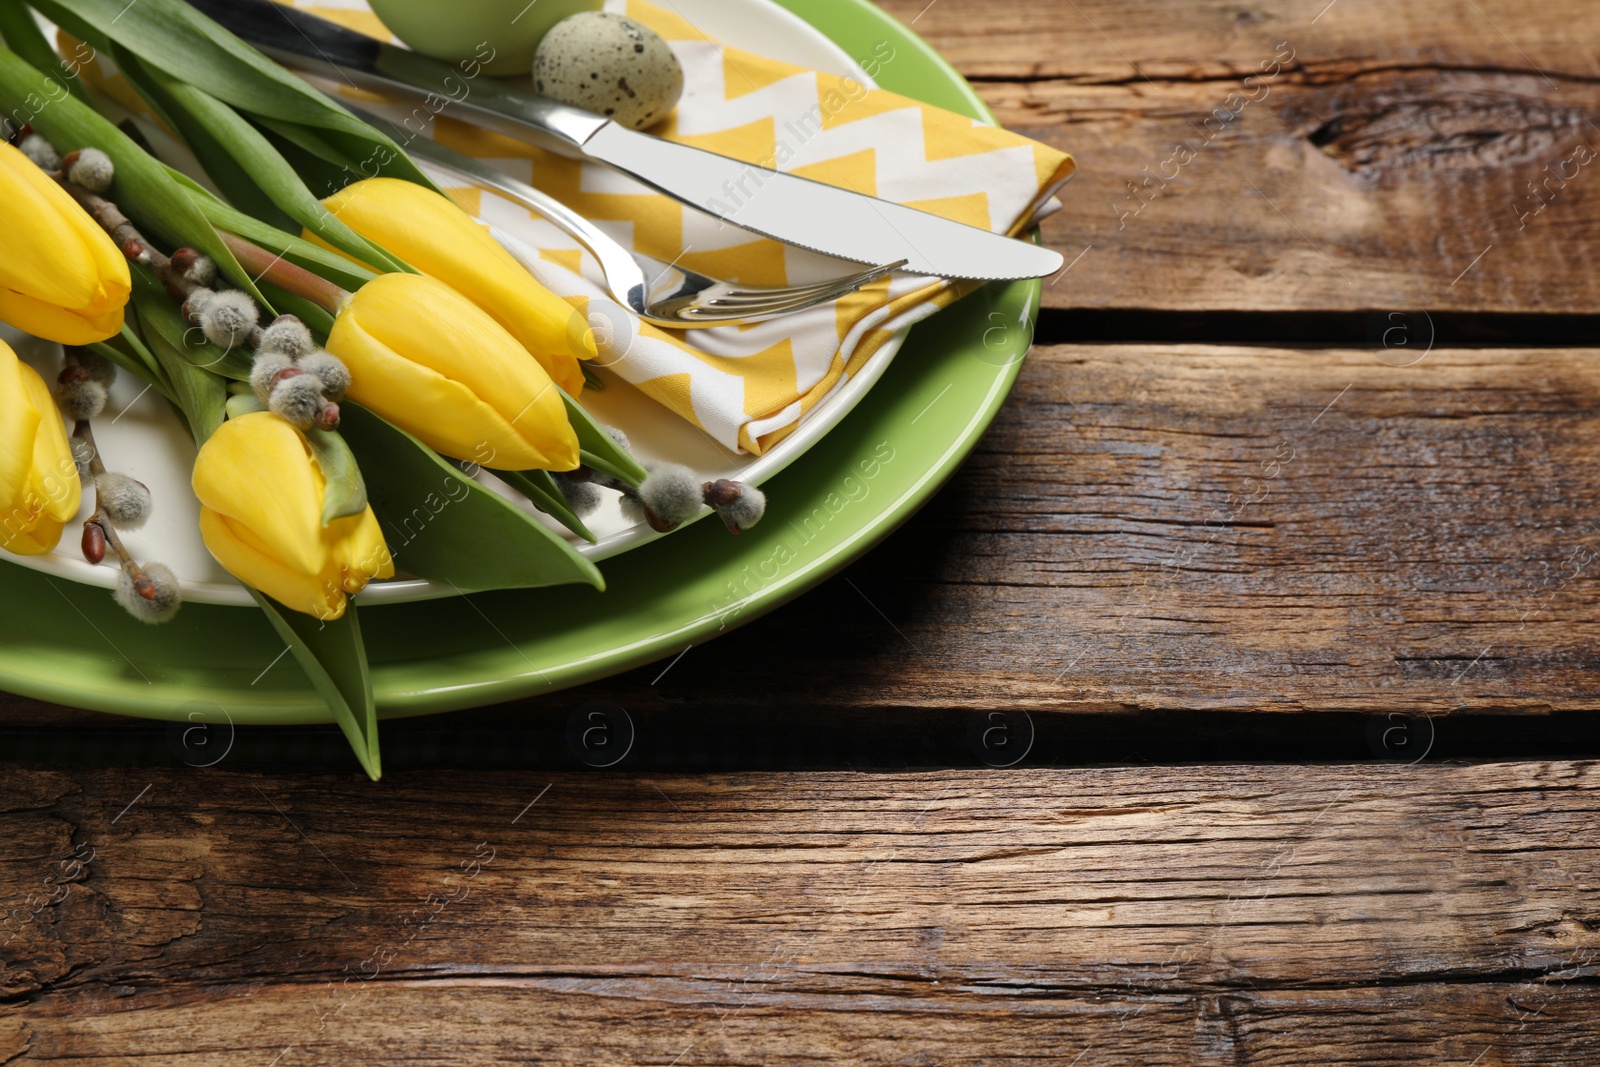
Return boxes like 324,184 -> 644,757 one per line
319,177 -> 594,395
326,272 -> 579,472
0,141 -> 130,345
193,412 -> 393,620
0,339 -> 81,555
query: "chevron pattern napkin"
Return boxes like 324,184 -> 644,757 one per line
144,1 -> 1077,453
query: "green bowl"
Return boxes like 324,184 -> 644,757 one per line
367,0 -> 602,75
0,0 -> 1042,725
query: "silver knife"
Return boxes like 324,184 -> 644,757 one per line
184,0 -> 1064,281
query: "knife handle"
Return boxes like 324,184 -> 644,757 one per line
186,0 -> 609,158
369,48 -> 611,158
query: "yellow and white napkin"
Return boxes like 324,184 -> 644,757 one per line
88,1 -> 1072,453
299,0 -> 1074,453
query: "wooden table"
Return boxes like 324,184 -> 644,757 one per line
6,1 -> 1600,1061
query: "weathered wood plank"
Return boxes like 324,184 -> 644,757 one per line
873,0 -> 1597,81
10,982 -> 1600,1065
3,762 -> 1599,1063
1,344 -> 1596,723
872,0 -> 1600,312
583,343 -> 1600,716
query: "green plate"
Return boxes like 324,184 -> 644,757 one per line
0,0 -> 1039,724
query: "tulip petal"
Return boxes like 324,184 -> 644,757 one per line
320,177 -> 588,393
328,505 -> 395,589
18,358 -> 81,524
328,273 -> 579,470
0,142 -> 131,341
0,341 -> 61,554
331,317 -> 549,469
201,507 -> 347,619
0,286 -> 125,345
0,341 -> 42,506
0,517 -> 63,556
194,412 -> 393,618
192,413 -> 329,578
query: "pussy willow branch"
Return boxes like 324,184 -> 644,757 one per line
54,175 -> 350,333
70,414 -> 142,581
54,175 -> 202,306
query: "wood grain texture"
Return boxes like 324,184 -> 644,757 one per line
4,762 -> 1600,1064
871,0 -> 1600,311
2,343 -> 1596,726
532,343 -> 1600,717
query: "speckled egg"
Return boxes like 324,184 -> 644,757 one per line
533,13 -> 684,130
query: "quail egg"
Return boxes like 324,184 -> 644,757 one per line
533,13 -> 684,130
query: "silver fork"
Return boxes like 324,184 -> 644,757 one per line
344,104 -> 903,328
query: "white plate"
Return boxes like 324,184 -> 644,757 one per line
8,0 -> 908,606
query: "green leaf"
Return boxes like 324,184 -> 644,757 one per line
129,269 -> 229,442
129,264 -> 251,379
249,590 -> 380,780
492,468 -> 595,543
134,66 -> 413,275
255,115 -> 383,198
27,0 -> 438,189
0,0 -> 90,104
305,426 -> 368,526
0,48 -> 271,308
114,45 -> 298,232
166,168 -> 378,292
91,326 -> 175,401
258,283 -> 336,339
339,404 -> 604,594
561,389 -> 649,486
224,392 -> 265,420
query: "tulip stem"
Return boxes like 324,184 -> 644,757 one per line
217,231 -> 351,316
71,418 -> 149,590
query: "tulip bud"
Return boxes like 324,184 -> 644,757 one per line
0,142 -> 130,345
192,412 -> 393,619
114,562 -> 182,624
316,177 -> 595,394
0,340 -> 82,556
326,273 -> 578,471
